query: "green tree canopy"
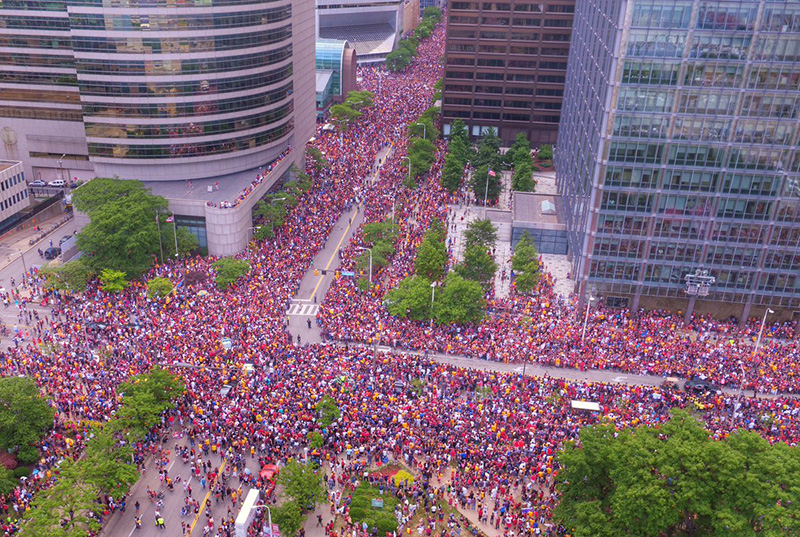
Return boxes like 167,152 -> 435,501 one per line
272,499 -> 304,537
146,276 -> 174,299
423,6 -> 443,22
73,179 -> 168,277
414,233 -> 448,281
329,103 -> 362,130
449,119 -> 469,144
213,257 -> 251,289
385,276 -> 433,321
431,274 -> 486,325
512,232 -> 539,271
344,90 -> 374,111
464,218 -> 497,250
278,460 -> 325,509
98,268 -> 128,293
317,396 -> 341,428
555,410 -> 800,537
512,160 -> 535,192
386,48 -> 413,72
362,221 -> 399,245
115,367 -> 184,440
0,377 -> 54,451
456,244 -> 497,290
470,165 -> 501,205
39,261 -> 94,293
538,144 -> 554,161
507,133 -> 532,166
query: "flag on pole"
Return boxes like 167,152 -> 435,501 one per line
165,215 -> 174,223
488,169 -> 496,177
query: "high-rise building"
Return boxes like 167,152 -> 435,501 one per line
557,0 -> 800,320
441,1 -> 575,145
0,0 -> 316,255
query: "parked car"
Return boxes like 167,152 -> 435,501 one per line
48,179 -> 66,187
43,246 -> 61,259
28,180 -> 46,187
684,376 -> 721,395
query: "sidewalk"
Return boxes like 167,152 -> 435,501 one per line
287,147 -> 392,345
0,211 -> 74,273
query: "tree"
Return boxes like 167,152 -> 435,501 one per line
159,223 -> 197,258
448,135 -> 473,165
554,410 -> 800,537
316,396 -> 340,428
470,165 -> 501,205
73,178 -> 170,277
146,276 -> 174,299
307,431 -> 324,450
407,137 -> 437,180
464,219 -> 497,250
306,147 -> 329,173
278,460 -> 325,509
343,90 -> 374,111
115,367 -> 184,440
213,257 -> 250,289
456,245 -> 497,290
423,6 -> 443,22
98,268 -> 128,293
385,276 -> 432,321
431,274 -> 486,325
415,235 -> 447,281
506,133 -> 532,166
449,119 -> 469,144
81,427 -> 138,494
39,260 -> 93,293
329,103 -> 361,130
386,48 -> 413,72
0,377 -> 54,451
0,466 -> 16,496
512,160 -> 535,192
271,499 -> 303,537
362,221 -> 398,245
408,117 -> 435,141
538,144 -> 553,161
512,232 -> 539,270
397,39 -> 418,57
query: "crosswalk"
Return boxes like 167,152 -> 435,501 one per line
287,303 -> 319,316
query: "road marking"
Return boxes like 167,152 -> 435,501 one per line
188,459 -> 226,536
611,376 -> 628,383
287,304 -> 319,316
513,367 -> 523,373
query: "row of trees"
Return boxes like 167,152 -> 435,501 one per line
21,368 -> 184,537
386,219 -> 490,324
356,221 -> 399,290
329,90 -> 375,131
253,165 -> 314,241
508,133 -> 536,192
385,7 -> 442,72
511,231 -> 540,294
555,410 -> 800,536
73,179 -> 197,279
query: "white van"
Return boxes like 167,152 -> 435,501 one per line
48,179 -> 66,187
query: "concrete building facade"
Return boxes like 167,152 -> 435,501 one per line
0,0 -> 316,256
557,0 -> 800,320
0,160 -> 30,232
441,0 -> 575,145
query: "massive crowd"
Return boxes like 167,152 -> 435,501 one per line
0,17 -> 797,537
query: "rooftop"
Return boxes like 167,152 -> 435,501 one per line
512,191 -> 566,231
319,23 -> 395,57
0,160 -> 21,173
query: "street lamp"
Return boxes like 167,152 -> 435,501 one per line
415,122 -> 427,140
58,153 -> 66,181
355,246 -> 372,284
430,281 -> 436,305
253,505 -> 273,537
580,296 -> 595,344
753,308 -> 775,357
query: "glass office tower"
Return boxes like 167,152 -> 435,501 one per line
557,0 -> 800,320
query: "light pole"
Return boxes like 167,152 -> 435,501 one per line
739,361 -> 746,397
253,504 -> 273,537
753,308 -> 775,357
580,296 -> 595,344
415,122 -> 427,140
58,154 -> 66,181
355,246 -> 372,284
430,281 -> 436,305
13,249 -> 27,278
483,170 -> 492,218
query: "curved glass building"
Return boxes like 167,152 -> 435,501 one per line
70,0 -> 300,181
0,0 -> 314,183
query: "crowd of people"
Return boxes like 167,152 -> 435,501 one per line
0,15 -> 797,537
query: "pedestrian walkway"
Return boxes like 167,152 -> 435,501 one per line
287,303 -> 319,316
287,146 -> 392,344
